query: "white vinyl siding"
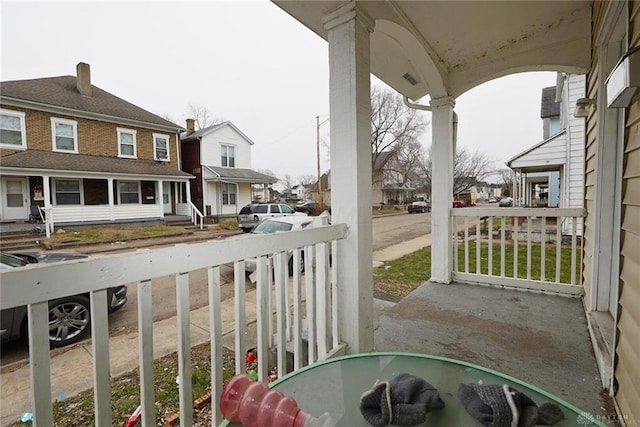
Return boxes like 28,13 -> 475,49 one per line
117,128 -> 137,158
153,133 -> 170,161
51,118 -> 78,153
0,109 -> 27,149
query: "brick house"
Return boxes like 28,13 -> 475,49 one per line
0,63 -> 194,230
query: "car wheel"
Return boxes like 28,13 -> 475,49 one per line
288,252 -> 305,276
48,296 -> 91,348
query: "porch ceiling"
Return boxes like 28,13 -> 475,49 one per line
273,0 -> 591,98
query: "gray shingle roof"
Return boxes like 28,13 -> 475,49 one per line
540,86 -> 560,118
0,150 -> 193,179
0,76 -> 181,130
204,165 -> 277,183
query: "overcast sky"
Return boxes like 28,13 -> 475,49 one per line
1,1 -> 557,183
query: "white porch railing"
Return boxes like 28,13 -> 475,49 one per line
451,207 -> 586,296
176,201 -> 204,229
0,223 -> 347,426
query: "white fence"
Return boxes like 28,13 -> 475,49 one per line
451,207 -> 586,296
0,223 -> 347,426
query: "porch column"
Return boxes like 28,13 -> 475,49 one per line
157,180 -> 164,218
430,97 -> 456,283
42,175 -> 53,236
323,2 -> 375,353
108,178 -> 115,221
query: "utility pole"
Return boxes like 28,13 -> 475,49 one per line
316,115 -> 323,211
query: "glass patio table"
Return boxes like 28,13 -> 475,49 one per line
220,352 -> 605,426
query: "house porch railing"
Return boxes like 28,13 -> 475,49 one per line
451,207 -> 586,296
0,223 -> 347,426
176,201 -> 204,229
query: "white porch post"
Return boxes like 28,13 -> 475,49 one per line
157,180 -> 164,218
108,178 -> 115,220
42,175 -> 53,237
323,2 -> 375,353
430,97 -> 456,284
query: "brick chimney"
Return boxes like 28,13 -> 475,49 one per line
186,118 -> 195,134
76,62 -> 92,96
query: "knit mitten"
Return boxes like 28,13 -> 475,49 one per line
360,373 -> 445,426
458,383 -> 565,427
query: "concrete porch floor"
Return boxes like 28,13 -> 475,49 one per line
374,281 -> 611,421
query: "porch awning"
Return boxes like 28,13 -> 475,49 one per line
0,149 -> 193,181
203,165 -> 278,184
506,130 -> 567,172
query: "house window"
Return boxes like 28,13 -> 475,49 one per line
118,128 -> 137,158
0,109 -> 27,149
221,144 -> 235,167
54,179 -> 82,205
51,118 -> 78,152
118,181 -> 140,204
153,133 -> 170,161
222,183 -> 236,205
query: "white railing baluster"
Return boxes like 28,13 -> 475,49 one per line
556,220 -> 562,283
274,252 -> 287,378
304,245 -> 316,364
90,289 -> 111,427
541,218 -> 546,282
207,267 -> 223,426
255,257 -> 270,382
571,217 -> 578,285
488,216 -> 493,276
137,279 -> 155,427
526,216 -> 532,280
176,272 -> 192,427
316,242 -> 329,359
476,218 -> 481,274
464,217 -> 469,273
500,216 -> 506,277
28,301 -> 53,427
292,250 -> 303,370
514,217 -> 519,279
332,240 -> 339,349
233,261 -> 246,374
454,215 -> 459,273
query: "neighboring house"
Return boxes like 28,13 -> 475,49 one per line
372,151 -> 416,204
180,120 -> 277,218
290,184 -> 306,201
506,74 -> 585,234
0,62 -> 193,228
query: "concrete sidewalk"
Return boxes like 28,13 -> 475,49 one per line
0,235 -> 429,426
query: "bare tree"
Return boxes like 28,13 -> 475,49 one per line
420,146 -> 496,194
186,103 -> 222,130
298,175 -> 316,186
279,174 -> 295,192
496,168 -> 514,197
389,140 -> 425,186
370,86 -> 429,173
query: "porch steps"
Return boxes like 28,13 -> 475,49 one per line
0,229 -> 44,251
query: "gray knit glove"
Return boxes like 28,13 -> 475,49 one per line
360,373 -> 445,426
458,383 -> 565,427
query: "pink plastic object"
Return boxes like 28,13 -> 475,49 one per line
220,374 -> 328,427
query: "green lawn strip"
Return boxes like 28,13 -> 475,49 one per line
44,225 -> 189,246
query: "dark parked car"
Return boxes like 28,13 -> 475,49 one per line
236,203 -> 303,233
407,201 -> 430,213
294,201 -> 331,216
0,252 -> 128,348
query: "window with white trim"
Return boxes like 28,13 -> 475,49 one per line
0,109 -> 27,149
117,128 -> 137,158
221,144 -> 235,167
54,179 -> 82,205
118,181 -> 140,204
222,182 -> 236,205
51,118 -> 78,152
153,133 -> 170,161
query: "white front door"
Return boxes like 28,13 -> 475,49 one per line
162,182 -> 172,214
1,177 -> 29,220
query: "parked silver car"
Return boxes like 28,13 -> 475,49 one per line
236,203 -> 305,233
0,252 -> 128,348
